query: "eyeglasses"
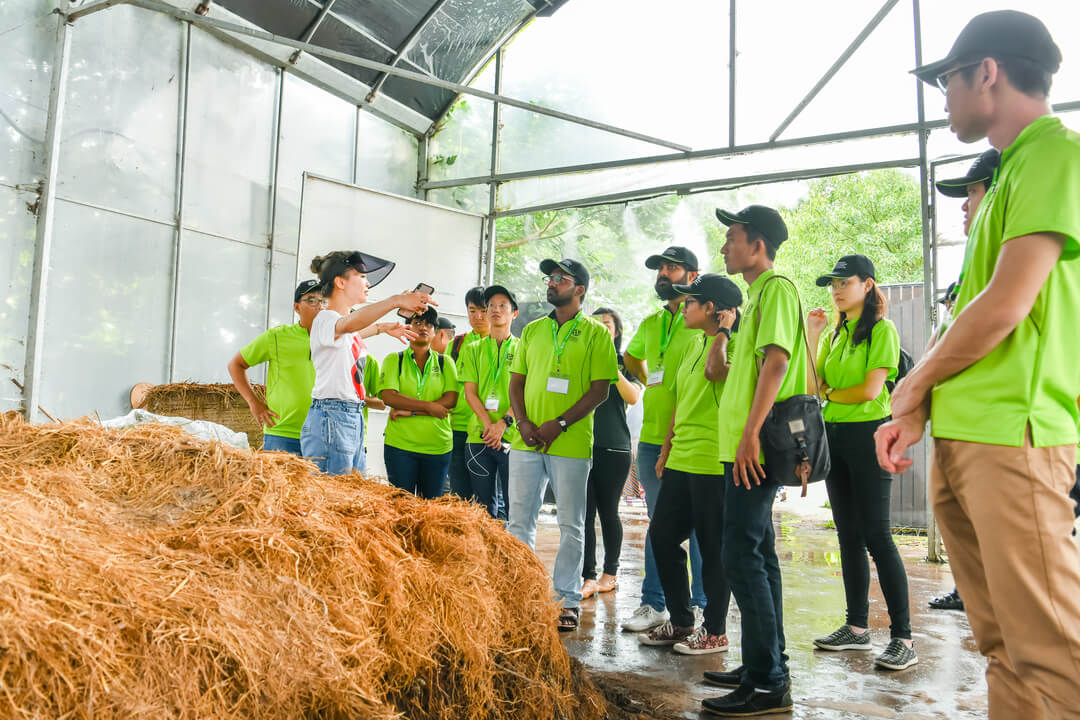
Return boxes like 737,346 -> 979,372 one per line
829,278 -> 852,291
935,61 -> 982,94
544,273 -> 573,286
300,297 -> 329,306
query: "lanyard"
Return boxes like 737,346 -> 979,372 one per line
550,312 -> 583,367
659,307 -> 680,359
410,351 -> 435,397
486,337 -> 511,389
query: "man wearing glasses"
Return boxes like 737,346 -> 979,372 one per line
228,279 -> 328,455
508,258 -> 618,632
877,11 -> 1080,717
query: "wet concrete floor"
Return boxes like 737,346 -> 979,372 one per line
533,485 -> 993,719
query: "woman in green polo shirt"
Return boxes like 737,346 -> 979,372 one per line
807,254 -> 916,671
379,308 -> 459,499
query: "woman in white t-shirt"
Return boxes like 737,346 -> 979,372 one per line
301,250 -> 433,475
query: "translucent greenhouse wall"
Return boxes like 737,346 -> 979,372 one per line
1,2 -> 419,420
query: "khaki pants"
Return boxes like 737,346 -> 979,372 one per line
932,436 -> 1080,720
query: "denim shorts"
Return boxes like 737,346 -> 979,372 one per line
300,398 -> 366,475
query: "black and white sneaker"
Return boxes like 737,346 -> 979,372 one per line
813,625 -> 873,651
875,638 -> 919,670
702,684 -> 794,716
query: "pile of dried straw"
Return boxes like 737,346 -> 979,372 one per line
0,412 -> 604,719
141,382 -> 265,448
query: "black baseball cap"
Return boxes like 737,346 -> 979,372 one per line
435,316 -> 455,331
294,279 -> 322,303
483,284 -> 519,311
939,281 -> 959,305
410,306 -> 439,326
672,273 -> 743,310
816,254 -> 877,286
715,205 -> 789,249
645,246 -> 699,272
539,258 -> 590,291
935,148 -> 1001,198
912,10 -> 1062,87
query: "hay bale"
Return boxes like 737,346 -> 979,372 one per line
0,413 -> 606,719
141,382 -> 265,449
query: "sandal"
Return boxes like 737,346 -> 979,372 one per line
581,579 -> 599,600
597,574 -> 618,593
558,607 -> 580,632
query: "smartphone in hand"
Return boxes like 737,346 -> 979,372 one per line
398,283 -> 435,320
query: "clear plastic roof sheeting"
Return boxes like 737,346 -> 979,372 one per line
216,0 -> 543,122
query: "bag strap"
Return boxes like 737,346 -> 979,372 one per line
399,350 -> 445,373
450,334 -> 465,361
754,274 -> 821,399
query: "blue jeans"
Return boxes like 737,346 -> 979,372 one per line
508,450 -> 590,609
262,434 -> 302,455
300,399 -> 366,475
637,441 -> 706,611
466,443 -> 510,520
722,462 -> 789,692
384,445 -> 450,499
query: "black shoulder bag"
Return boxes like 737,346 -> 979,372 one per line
755,275 -> 831,497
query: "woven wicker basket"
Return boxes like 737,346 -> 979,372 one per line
139,383 -> 265,449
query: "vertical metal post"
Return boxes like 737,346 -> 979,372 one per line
264,68 -> 285,339
168,21 -> 192,382
728,0 -> 736,148
912,0 -> 942,562
416,133 -> 429,201
483,47 -> 504,285
22,8 -> 73,421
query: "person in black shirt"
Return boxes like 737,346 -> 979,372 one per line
582,308 -> 642,599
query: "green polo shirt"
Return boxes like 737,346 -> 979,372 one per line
239,324 -> 315,440
379,348 -> 458,455
626,305 -> 703,445
362,355 -> 379,447
717,270 -> 809,463
666,333 -> 730,476
932,115 -> 1080,448
458,334 -> 521,446
819,319 -> 898,424
450,330 -> 485,432
510,310 -> 619,459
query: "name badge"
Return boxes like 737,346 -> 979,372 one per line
546,376 -> 570,394
647,369 -> 664,386
485,394 -> 499,410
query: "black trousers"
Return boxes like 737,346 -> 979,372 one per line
825,418 -> 911,639
583,447 -> 631,579
649,468 -> 731,634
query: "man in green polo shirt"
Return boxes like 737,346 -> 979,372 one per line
877,12 -> 1080,717
645,274 -> 741,656
228,279 -> 325,455
508,258 -> 617,632
699,205 -> 801,717
446,286 -> 489,497
622,246 -> 707,634
459,284 -> 520,520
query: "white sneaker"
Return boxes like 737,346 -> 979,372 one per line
693,605 -> 704,628
621,605 -> 670,633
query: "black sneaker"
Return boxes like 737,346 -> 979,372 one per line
813,625 -> 873,651
875,638 -> 918,670
703,665 -> 746,689
702,684 -> 794,716
928,589 -> 964,610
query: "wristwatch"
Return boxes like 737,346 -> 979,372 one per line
556,416 -> 569,432
502,414 -> 515,427
718,327 -> 732,339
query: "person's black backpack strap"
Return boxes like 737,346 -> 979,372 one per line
866,321 -> 914,393
450,333 -> 466,361
755,275 -> 831,497
398,351 -> 445,375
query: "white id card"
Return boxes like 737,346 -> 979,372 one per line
485,394 -> 499,410
647,369 -> 664,386
546,376 -> 570,394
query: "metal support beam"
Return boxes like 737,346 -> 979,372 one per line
64,0 -> 130,21
494,157 -> 921,219
728,0 -> 736,148
264,67 -> 285,336
167,23 -> 192,382
366,0 -> 450,102
483,47 -> 505,285
299,0 -> 338,43
22,10 -> 73,420
416,133 -> 430,201
769,0 -> 900,142
122,0 -> 692,152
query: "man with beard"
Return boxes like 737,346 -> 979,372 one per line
508,258 -> 618,632
621,247 -> 707,634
